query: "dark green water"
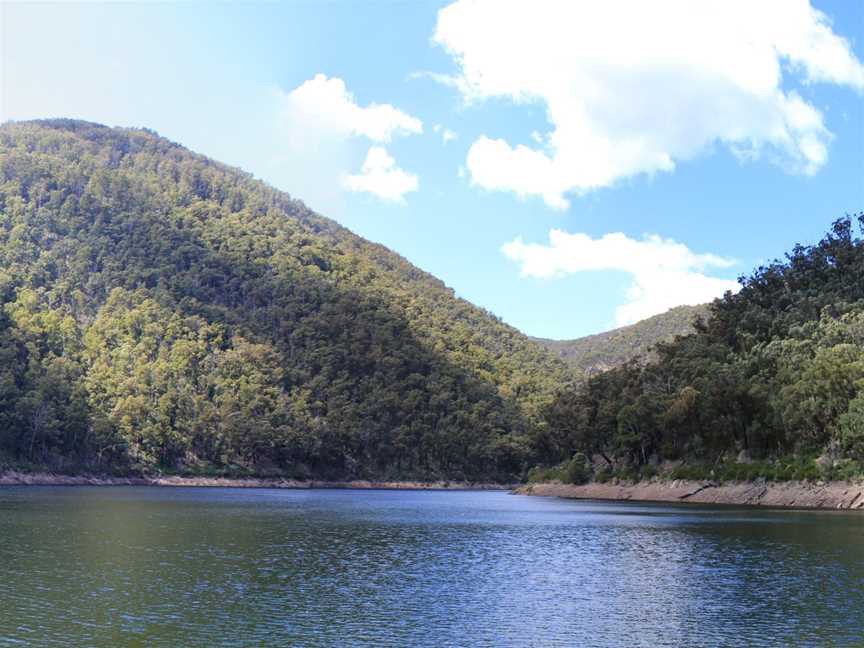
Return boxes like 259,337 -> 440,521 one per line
0,487 -> 862,647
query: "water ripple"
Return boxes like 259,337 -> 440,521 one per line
0,488 -> 862,647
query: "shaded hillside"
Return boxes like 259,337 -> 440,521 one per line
537,216 -> 864,480
0,119 -> 568,480
534,305 -> 708,375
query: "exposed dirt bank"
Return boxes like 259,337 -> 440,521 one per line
0,471 -> 509,491
515,479 -> 864,510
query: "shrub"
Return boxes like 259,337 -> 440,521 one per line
526,463 -> 565,483
639,464 -> 658,480
594,466 -> 612,483
564,454 -> 590,485
835,460 -> 864,481
670,464 -> 712,481
838,395 -> 864,461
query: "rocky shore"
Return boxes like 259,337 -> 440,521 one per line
6,471 -> 862,509
515,479 -> 864,510
0,471 -> 509,491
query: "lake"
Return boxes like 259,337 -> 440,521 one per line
0,487 -> 862,647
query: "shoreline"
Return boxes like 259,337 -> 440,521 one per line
515,479 -> 864,510
5,471 -> 863,509
0,471 -> 510,491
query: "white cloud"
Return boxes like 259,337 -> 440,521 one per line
344,146 -> 419,202
275,74 -> 422,206
502,230 -> 740,326
278,74 -> 422,148
433,123 -> 458,144
435,0 -> 864,209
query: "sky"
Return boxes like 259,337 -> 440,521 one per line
2,0 -> 862,339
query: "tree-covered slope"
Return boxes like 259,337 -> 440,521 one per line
534,304 -> 708,375
0,119 -> 568,480
538,216 -> 864,480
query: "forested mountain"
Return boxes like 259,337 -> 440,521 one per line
3,120 -> 860,485
0,119 -> 569,480
534,304 -> 708,375
538,216 -> 864,482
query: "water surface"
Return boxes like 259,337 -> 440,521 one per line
0,487 -> 862,647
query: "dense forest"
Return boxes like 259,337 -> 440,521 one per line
2,120 -> 861,484
0,120 -> 569,481
534,304 -> 708,375
537,215 -> 864,483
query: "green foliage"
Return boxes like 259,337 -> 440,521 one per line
539,215 -> 864,482
527,453 -> 590,485
594,466 -> 612,483
838,394 -> 864,461
0,119 -> 570,480
535,304 -> 708,375
526,464 -> 563,483
4,119 -> 861,486
563,453 -> 591,485
668,456 -> 838,483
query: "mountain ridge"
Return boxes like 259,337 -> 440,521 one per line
0,119 -> 568,480
533,304 -> 710,375
537,214 -> 864,481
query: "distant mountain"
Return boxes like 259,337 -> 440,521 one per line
534,305 -> 709,375
538,215 -> 864,482
0,119 -> 568,481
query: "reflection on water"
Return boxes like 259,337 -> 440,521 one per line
0,487 -> 862,647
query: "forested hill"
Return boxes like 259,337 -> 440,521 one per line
534,304 -> 708,375
0,119 -> 568,481
538,216 -> 864,483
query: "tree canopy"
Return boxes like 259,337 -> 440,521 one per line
534,304 -> 708,375
2,119 -> 859,484
0,119 -> 569,480
540,215 -> 864,480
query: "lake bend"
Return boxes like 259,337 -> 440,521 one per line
1,487 -> 862,647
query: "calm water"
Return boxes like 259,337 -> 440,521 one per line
0,488 -> 862,647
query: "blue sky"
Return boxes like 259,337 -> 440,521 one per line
2,0 -> 862,339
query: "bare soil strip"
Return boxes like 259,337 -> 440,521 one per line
515,480 -> 864,510
0,471 -> 509,491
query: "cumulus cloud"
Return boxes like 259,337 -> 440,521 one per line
275,74 -> 422,206
434,0 -> 864,208
433,123 -> 458,144
278,73 -> 422,147
502,230 -> 740,326
344,146 -> 419,202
